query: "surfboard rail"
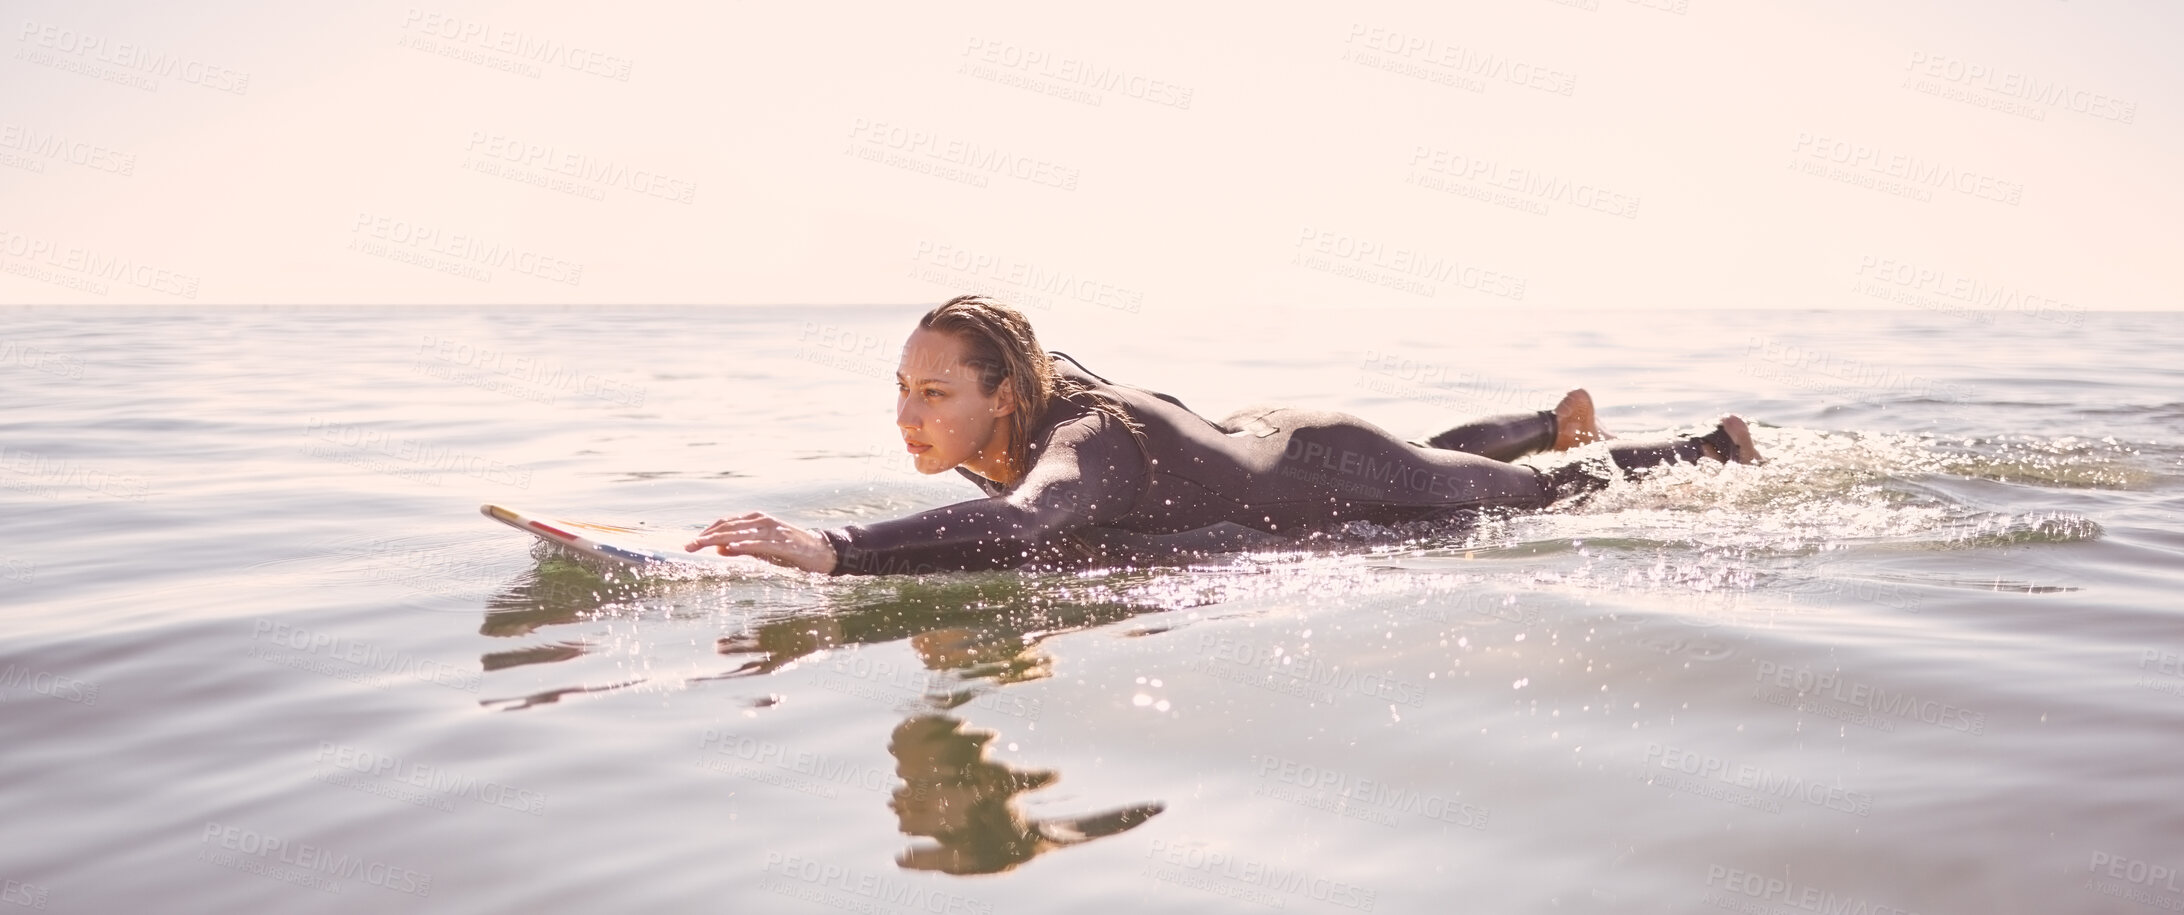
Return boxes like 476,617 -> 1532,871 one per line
479,503 -> 743,568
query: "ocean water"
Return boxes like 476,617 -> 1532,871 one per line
3,305 -> 2180,913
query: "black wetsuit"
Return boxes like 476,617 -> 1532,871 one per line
819,352 -> 1717,575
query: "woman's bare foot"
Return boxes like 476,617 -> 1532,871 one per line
1552,389 -> 1613,450
1697,415 -> 1764,465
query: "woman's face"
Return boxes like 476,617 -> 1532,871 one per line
897,328 -> 1014,476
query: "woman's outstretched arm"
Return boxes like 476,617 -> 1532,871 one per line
683,513 -> 841,573
825,411 -> 1148,575
690,411 -> 1149,576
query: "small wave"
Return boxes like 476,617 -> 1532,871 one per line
1935,511 -> 2104,547
1541,426 -> 2118,550
1926,435 -> 2156,489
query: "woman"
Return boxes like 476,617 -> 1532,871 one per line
685,296 -> 1760,575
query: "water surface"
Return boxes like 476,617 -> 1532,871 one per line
3,306 -> 2179,913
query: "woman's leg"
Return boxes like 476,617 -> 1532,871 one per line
1238,406 -> 1760,522
1416,390 -> 1613,461
1416,409 -> 1556,462
1274,415 -> 1562,513
1540,416 -> 1763,500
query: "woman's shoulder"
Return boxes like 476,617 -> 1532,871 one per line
1027,387 -> 1144,464
1046,350 -> 1197,416
1046,350 -> 1111,384
1028,396 -> 1119,450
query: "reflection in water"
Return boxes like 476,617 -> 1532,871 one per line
470,550 -> 1172,864
475,553 -> 1171,700
710,574 -> 1155,681
476,550 -> 643,638
475,550 -> 744,707
889,715 -> 1163,875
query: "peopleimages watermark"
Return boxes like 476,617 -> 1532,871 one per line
312,742 -> 546,815
959,37 -> 1193,109
1809,574 -> 1925,614
0,229 -> 200,299
1252,753 -> 1489,829
1145,838 -> 1378,911
1850,255 -> 2085,328
844,117 -> 1080,191
693,730 -> 895,799
1406,145 -> 1639,219
0,878 -> 48,909
0,444 -> 150,502
1278,431 -> 1490,503
461,131 -> 696,204
1743,336 -> 1976,404
0,121 -> 136,176
792,317 -> 988,390
0,338 -> 86,379
1702,865 -> 1920,915
1351,371 -> 1534,434
247,618 -> 483,693
0,664 -> 98,705
908,240 -> 1144,314
1189,633 -> 1427,706
2139,649 -> 2184,680
1342,22 -> 1575,97
301,416 -> 532,489
414,334 -> 646,408
1903,51 -> 2136,124
1292,226 -> 1526,301
761,853 -> 993,915
347,211 -> 583,286
792,320 -> 897,381
2086,851 -> 2184,911
817,652 -> 1045,722
197,822 -> 431,898
324,536 -> 512,610
397,8 -> 632,82
1354,349 -> 1557,419
1786,132 -> 2024,206
1633,742 -> 1873,818
14,20 -> 251,94
2133,649 -> 2184,702
1385,588 -> 1544,629
838,441 -> 968,507
1751,660 -> 1985,734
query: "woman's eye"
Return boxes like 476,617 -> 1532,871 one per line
924,389 -> 943,398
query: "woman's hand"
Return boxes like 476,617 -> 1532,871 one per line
684,512 -> 838,574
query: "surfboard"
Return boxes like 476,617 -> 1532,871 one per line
479,503 -> 742,568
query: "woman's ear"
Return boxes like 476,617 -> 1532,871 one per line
991,383 -> 1018,418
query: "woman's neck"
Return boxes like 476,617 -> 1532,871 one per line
961,415 -> 1022,487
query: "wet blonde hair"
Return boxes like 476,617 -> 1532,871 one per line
916,295 -> 1151,484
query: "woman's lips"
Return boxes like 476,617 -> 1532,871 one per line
905,442 -> 931,454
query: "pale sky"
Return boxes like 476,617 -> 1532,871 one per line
1,0 -> 2177,311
